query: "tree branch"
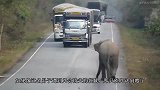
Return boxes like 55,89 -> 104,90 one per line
0,24 -> 4,51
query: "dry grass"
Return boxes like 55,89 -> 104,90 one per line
118,25 -> 160,90
0,23 -> 52,75
0,42 -> 33,74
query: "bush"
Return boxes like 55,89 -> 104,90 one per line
146,18 -> 160,36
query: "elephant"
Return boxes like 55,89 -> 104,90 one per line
94,39 -> 119,81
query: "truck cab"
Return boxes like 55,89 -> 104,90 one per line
63,19 -> 88,47
52,3 -> 79,41
52,14 -> 64,41
63,7 -> 93,47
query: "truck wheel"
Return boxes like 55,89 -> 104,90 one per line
84,42 -> 88,48
54,38 -> 57,42
63,43 -> 68,47
88,39 -> 91,46
87,41 -> 90,47
54,35 -> 58,42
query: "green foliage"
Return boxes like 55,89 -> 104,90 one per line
126,0 -> 144,27
15,1 -> 31,21
0,0 -> 29,40
0,0 -> 56,42
146,18 -> 160,36
118,0 -> 158,28
54,0 -> 65,4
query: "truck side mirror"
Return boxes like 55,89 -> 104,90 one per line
61,21 -> 66,28
61,21 -> 65,25
51,18 -> 54,21
87,21 -> 90,25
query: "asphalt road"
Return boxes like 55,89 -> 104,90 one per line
0,23 -> 130,90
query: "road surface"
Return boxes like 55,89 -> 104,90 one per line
0,23 -> 130,90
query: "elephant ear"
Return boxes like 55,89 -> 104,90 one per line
99,40 -> 103,44
94,41 -> 103,53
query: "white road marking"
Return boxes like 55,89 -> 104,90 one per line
110,23 -> 118,90
0,76 -> 5,78
111,23 -> 114,42
0,33 -> 54,87
116,83 -> 118,90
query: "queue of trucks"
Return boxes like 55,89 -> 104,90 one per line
51,3 -> 105,47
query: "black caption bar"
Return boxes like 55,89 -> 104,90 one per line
15,78 -> 144,84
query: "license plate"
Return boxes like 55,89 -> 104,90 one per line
71,12 -> 81,15
72,37 -> 80,40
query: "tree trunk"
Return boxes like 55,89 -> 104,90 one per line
0,24 -> 4,51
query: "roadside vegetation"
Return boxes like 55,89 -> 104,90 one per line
0,0 -> 65,75
118,25 -> 160,90
116,0 -> 160,89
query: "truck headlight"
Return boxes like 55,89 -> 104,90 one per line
65,34 -> 70,37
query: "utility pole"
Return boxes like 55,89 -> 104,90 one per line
0,24 -> 4,51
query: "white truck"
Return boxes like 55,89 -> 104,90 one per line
51,3 -> 79,41
63,7 -> 94,47
91,9 -> 101,34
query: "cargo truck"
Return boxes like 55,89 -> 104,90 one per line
63,7 -> 94,47
91,9 -> 101,34
87,1 -> 107,15
51,3 -> 79,41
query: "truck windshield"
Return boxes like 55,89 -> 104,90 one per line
64,21 -> 86,29
55,16 -> 63,24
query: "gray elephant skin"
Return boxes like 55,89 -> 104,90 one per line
94,39 -> 119,80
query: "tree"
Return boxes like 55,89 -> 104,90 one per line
0,24 -> 4,51
0,0 -> 13,51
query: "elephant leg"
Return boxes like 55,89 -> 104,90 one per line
106,63 -> 112,79
111,67 -> 117,78
109,67 -> 116,80
96,61 -> 102,78
110,57 -> 118,79
111,76 -> 115,80
101,63 -> 106,81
